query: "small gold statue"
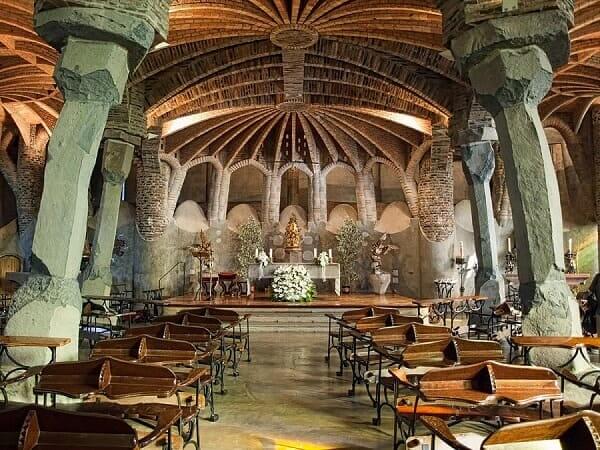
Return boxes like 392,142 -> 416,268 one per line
189,231 -> 212,259
284,214 -> 303,250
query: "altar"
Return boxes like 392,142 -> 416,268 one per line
247,263 -> 342,296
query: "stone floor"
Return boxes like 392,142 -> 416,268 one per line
198,331 -> 394,450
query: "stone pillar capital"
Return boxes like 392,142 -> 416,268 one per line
457,126 -> 498,147
35,0 -> 170,71
54,37 -> 129,104
468,45 -> 553,116
462,141 -> 496,184
101,139 -> 134,185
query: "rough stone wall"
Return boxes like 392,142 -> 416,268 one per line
418,125 -> 455,242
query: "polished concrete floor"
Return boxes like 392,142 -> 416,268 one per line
199,331 -> 394,450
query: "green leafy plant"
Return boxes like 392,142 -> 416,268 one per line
336,219 -> 362,286
236,219 -> 263,278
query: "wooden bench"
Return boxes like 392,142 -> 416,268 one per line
0,336 -> 71,406
125,323 -> 223,421
90,335 -> 199,365
401,337 -> 504,369
510,335 -> 600,366
34,357 -> 205,447
0,404 -> 139,449
391,361 -> 562,449
419,409 -> 600,450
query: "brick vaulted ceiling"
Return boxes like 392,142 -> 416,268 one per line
1,1 -> 600,170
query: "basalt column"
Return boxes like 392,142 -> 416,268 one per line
82,85 -> 144,296
438,2 -> 582,358
6,0 -> 170,364
457,100 -> 504,305
81,141 -> 133,296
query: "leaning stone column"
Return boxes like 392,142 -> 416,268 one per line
438,3 -> 581,359
6,0 -> 170,364
458,115 -> 504,304
592,106 -> 600,268
262,172 -> 272,224
82,140 -> 133,296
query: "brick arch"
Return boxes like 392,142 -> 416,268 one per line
543,116 -> 584,179
363,157 -> 417,217
227,159 -> 270,176
278,162 -> 313,178
321,161 -> 355,179
182,155 -> 223,172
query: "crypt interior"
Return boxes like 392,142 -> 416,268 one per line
1,0 -> 600,449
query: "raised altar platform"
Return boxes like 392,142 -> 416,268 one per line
161,293 -> 416,331
163,293 -> 414,309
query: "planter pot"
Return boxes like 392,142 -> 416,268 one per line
369,273 -> 391,295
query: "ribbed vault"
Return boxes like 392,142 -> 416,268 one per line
0,0 -> 62,134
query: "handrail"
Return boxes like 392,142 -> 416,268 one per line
158,261 -> 187,295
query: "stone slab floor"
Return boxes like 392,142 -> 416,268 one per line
199,331 -> 394,450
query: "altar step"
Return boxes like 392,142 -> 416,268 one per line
228,307 -> 419,332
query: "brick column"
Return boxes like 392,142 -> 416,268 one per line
262,172 -> 272,224
136,129 -> 170,241
593,107 -> 600,268
268,174 -> 282,224
217,170 -> 231,223
207,168 -> 222,226
418,124 -> 454,242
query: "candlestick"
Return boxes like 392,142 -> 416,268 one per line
328,249 -> 332,260
313,248 -> 317,259
269,248 -> 273,260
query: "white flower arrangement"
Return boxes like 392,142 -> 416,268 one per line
256,250 -> 270,268
271,265 -> 316,303
317,251 -> 330,267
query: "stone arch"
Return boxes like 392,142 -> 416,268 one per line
405,140 -> 432,217
183,155 -> 223,172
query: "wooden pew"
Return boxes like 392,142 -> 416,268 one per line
390,361 -> 563,450
91,335 -> 198,365
355,314 -> 423,333
371,323 -> 451,349
401,337 -> 504,369
33,358 -> 203,447
0,405 -> 139,450
34,357 -> 178,401
419,410 -> 600,450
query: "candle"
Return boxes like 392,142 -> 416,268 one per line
507,238 -> 512,251
569,238 -> 573,253
269,248 -> 273,260
328,249 -> 333,259
459,241 -> 464,258
313,248 -> 317,259
255,248 -> 259,258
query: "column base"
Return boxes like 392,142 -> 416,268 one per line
5,275 -> 81,365
522,279 -> 583,368
81,268 -> 112,297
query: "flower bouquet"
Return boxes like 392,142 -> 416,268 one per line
272,265 -> 315,302
316,251 -> 330,281
256,250 -> 270,279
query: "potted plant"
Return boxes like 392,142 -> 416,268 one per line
235,219 -> 263,279
336,219 -> 362,293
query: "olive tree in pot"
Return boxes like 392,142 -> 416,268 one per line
336,219 -> 362,293
236,219 -> 263,280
